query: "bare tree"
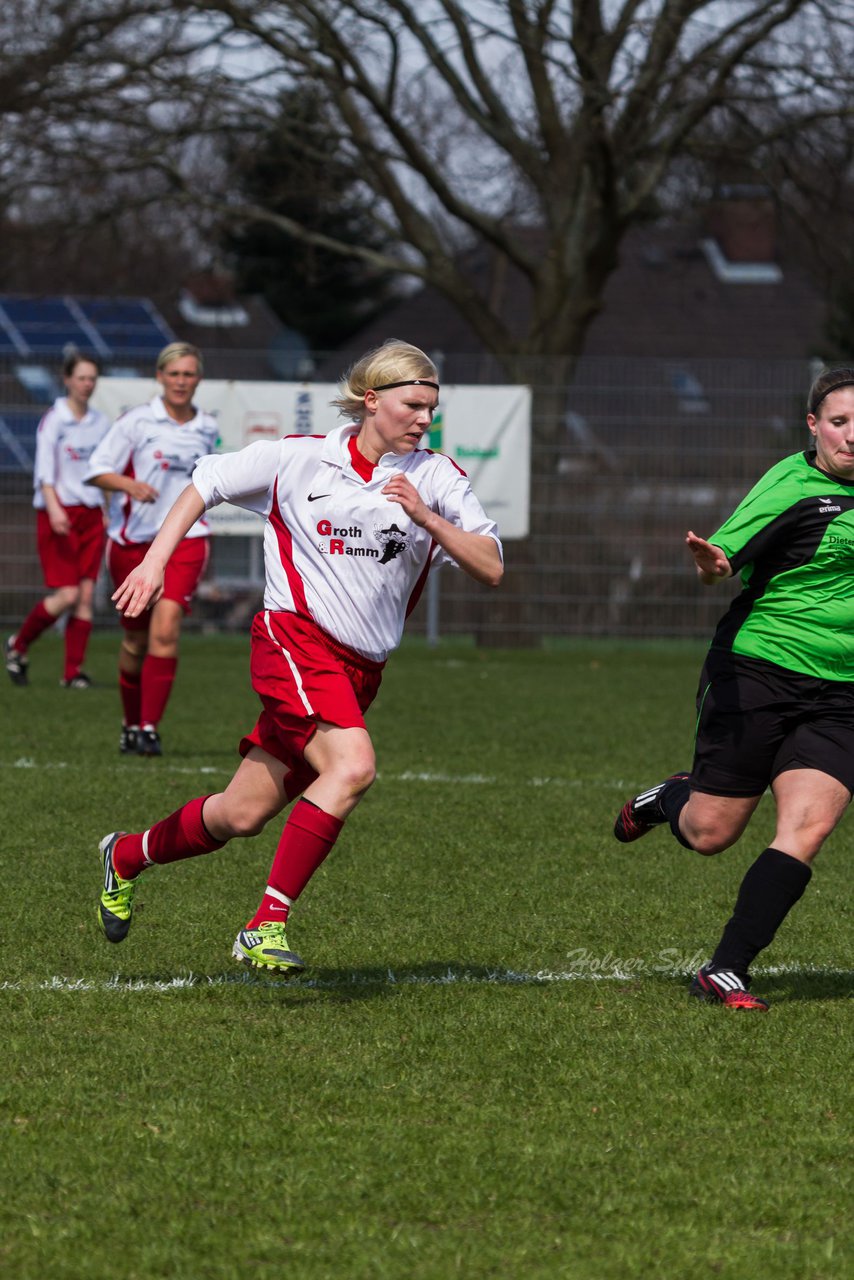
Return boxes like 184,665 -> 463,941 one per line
3,2 -> 854,374
0,1 -> 242,299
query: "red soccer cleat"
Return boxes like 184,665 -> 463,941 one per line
613,773 -> 690,843
689,965 -> 770,1011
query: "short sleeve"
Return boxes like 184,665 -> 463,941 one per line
192,439 -> 281,514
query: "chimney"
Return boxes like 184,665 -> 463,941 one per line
707,183 -> 776,263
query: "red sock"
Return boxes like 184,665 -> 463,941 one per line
63,617 -> 92,680
246,799 -> 343,929
113,796 -> 225,879
119,667 -> 142,727
140,654 -> 178,728
15,601 -> 55,652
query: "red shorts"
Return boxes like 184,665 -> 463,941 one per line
37,506 -> 106,588
239,610 -> 385,772
108,536 -> 210,632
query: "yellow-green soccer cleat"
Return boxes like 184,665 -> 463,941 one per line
232,922 -> 305,978
97,832 -> 137,943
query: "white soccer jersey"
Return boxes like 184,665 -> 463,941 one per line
192,424 -> 503,661
85,396 -> 219,544
32,398 -> 111,510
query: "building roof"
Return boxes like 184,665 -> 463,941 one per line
316,213 -> 828,383
156,272 -> 306,380
585,221 -> 824,360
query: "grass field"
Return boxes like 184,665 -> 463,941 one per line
0,631 -> 850,1279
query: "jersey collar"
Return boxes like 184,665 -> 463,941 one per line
54,395 -> 94,426
322,422 -> 419,475
151,394 -> 201,428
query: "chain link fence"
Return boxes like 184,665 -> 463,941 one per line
0,350 -> 819,644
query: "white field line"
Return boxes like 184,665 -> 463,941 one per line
0,964 -> 850,996
1,758 -> 623,787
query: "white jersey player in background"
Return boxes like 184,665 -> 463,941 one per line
5,353 -> 109,689
85,342 -> 218,757
95,339 -> 504,975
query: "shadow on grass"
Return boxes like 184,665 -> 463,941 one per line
301,960 -> 525,1002
113,748 -> 237,766
91,960 -> 540,1003
71,962 -> 852,1006
752,970 -> 853,1003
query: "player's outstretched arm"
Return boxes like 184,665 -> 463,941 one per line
686,530 -> 732,585
113,484 -> 207,618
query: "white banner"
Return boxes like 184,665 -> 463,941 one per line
93,379 -> 531,539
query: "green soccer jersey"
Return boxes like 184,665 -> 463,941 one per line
709,450 -> 854,680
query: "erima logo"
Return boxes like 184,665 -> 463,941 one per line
818,497 -> 842,513
307,493 -> 331,502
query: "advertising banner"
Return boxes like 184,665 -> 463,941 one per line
93,379 -> 531,539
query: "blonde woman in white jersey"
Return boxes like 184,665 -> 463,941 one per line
5,353 -> 109,689
85,342 -> 218,757
95,339 -> 503,976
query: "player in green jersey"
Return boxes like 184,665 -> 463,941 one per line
614,365 -> 854,1010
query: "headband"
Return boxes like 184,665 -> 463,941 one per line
810,378 -> 854,416
371,379 -> 439,392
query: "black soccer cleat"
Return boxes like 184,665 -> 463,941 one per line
119,725 -> 140,755
60,672 -> 93,689
4,636 -> 28,686
136,727 -> 162,757
613,772 -> 690,843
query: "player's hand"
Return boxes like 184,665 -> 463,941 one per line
127,480 -> 159,503
686,530 -> 732,582
49,511 -> 71,536
382,473 -> 429,526
112,563 -> 164,617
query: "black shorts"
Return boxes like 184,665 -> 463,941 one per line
691,649 -> 854,797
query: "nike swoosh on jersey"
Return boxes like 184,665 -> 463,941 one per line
307,492 -> 331,502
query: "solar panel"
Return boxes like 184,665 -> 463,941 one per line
77,298 -> 174,352
23,326 -> 92,352
4,298 -> 75,323
0,295 -> 175,359
106,330 -> 170,354
0,411 -> 39,472
79,299 -> 156,325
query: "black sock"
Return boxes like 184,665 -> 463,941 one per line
710,847 -> 812,976
660,776 -> 693,849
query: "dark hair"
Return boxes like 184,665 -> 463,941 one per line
62,351 -> 101,378
807,366 -> 854,417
